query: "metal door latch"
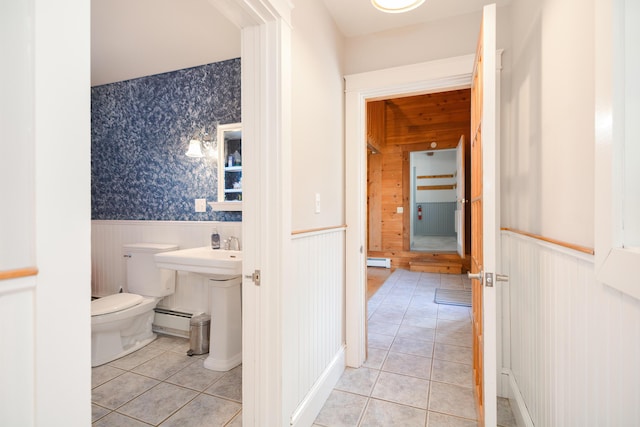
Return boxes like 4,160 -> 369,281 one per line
468,271 -> 509,287
245,269 -> 261,286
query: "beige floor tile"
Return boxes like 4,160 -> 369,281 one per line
92,364 -> 125,388
367,320 -> 400,337
204,365 -> 242,402
91,372 -> 159,410
397,324 -> 436,342
368,310 -> 405,325
371,371 -> 429,409
389,336 -> 434,358
431,359 -> 473,388
159,393 -> 241,427
132,350 -> 196,381
405,305 -> 439,319
107,344 -> 165,371
118,382 -> 198,425
382,352 -> 432,379
227,411 -> 242,427
437,304 -> 472,321
367,332 -> 395,350
149,334 -> 191,353
428,381 -> 477,420
359,398 -> 426,427
314,390 -> 368,427
363,348 -> 388,370
435,330 -> 472,347
437,319 -> 472,334
427,411 -> 477,426
433,342 -> 472,365
402,315 -> 438,329
165,359 -> 226,391
498,397 -> 517,427
334,367 -> 380,396
91,404 -> 110,423
93,411 -> 151,427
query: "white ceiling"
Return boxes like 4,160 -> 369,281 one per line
91,0 -> 509,86
91,0 -> 241,86
322,0 -> 510,38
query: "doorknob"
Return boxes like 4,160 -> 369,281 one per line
468,271 -> 483,280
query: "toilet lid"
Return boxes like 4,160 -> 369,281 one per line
91,293 -> 143,316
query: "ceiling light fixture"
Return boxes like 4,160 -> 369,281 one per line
371,0 -> 426,14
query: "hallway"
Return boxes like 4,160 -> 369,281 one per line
314,269 -> 515,426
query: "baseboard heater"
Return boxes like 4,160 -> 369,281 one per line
152,308 -> 193,339
367,257 -> 391,268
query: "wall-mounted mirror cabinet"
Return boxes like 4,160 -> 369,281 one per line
208,123 -> 242,211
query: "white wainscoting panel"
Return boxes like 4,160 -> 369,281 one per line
0,277 -> 36,427
91,220 -> 241,315
285,227 -> 346,426
502,230 -> 640,426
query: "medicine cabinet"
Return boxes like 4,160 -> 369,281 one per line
209,122 -> 242,211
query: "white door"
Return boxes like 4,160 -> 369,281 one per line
455,135 -> 465,258
470,4 -> 499,426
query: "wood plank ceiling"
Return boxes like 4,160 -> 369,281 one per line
381,88 -> 471,150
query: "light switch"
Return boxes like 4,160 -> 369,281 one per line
397,206 -> 404,213
315,193 -> 321,214
195,198 -> 207,212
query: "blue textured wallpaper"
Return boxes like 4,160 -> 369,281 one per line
91,59 -> 241,221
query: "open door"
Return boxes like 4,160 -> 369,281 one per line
470,4 -> 501,427
455,135 -> 466,258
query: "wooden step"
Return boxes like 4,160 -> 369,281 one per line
409,259 -> 462,274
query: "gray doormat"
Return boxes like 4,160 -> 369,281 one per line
434,288 -> 472,307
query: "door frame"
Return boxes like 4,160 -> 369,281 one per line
216,1 -> 293,425
345,55 -> 476,367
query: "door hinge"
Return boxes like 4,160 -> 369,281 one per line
245,269 -> 261,286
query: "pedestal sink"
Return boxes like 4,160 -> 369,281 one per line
154,246 -> 241,279
154,246 -> 242,371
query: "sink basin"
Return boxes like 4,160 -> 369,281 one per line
154,246 -> 242,279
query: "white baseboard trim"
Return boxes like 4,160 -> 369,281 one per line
289,346 -> 345,427
505,369 -> 534,427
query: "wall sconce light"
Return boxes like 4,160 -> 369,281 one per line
371,0 -> 425,13
185,126 -> 218,158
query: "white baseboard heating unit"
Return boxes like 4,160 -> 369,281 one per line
153,308 -> 193,338
367,257 -> 391,268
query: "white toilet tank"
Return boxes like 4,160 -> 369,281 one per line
123,243 -> 178,297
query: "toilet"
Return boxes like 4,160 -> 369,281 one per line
91,243 -> 178,367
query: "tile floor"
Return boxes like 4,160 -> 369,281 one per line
313,268 -> 517,427
91,335 -> 242,426
92,268 -> 516,427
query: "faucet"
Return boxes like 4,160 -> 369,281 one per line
226,236 -> 240,251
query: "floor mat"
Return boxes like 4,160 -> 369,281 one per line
434,288 -> 472,307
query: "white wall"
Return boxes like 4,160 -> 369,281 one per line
2,0 -> 90,425
344,7 -> 512,76
502,0 -> 595,248
291,0 -> 345,231
412,150 -> 457,203
502,231 -> 640,426
35,0 -> 92,423
282,1 -> 348,424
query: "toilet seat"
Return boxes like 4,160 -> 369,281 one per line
92,293 -> 143,316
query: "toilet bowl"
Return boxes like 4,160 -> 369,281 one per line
91,243 -> 177,367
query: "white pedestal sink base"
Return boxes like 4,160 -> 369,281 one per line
203,276 -> 242,372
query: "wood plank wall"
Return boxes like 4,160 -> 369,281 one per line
367,89 -> 471,268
